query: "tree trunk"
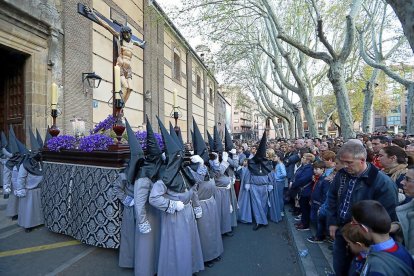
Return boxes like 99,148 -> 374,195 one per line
322,116 -> 330,136
407,84 -> 414,134
295,111 -> 305,138
385,0 -> 414,54
271,117 -> 282,138
328,62 -> 356,139
282,118 -> 290,138
301,99 -> 319,137
362,69 -> 380,133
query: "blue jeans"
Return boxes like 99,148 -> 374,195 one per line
315,211 -> 327,239
276,180 -> 285,211
333,229 -> 352,276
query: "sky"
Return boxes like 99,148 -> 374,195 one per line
155,0 -> 205,51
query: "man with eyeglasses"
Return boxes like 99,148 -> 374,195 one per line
327,141 -> 398,276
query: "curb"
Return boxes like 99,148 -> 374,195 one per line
284,209 -> 334,276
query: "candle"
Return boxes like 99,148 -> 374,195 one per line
173,89 -> 177,107
114,65 -> 121,93
51,83 -> 58,109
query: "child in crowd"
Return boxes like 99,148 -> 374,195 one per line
309,161 -> 327,224
352,200 -> 414,276
296,157 -> 325,230
307,151 -> 339,243
341,222 -> 371,275
293,153 -> 315,231
303,160 -> 326,240
273,152 -> 287,217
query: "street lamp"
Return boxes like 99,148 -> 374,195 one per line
82,72 -> 102,94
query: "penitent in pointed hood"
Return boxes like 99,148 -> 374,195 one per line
248,132 -> 272,176
169,122 -> 184,150
23,127 -> 43,176
157,116 -> 187,193
192,117 -> 209,162
125,118 -> 145,184
213,126 -> 224,153
224,125 -> 234,152
44,127 -> 52,146
29,127 -> 41,151
1,131 -> 9,150
8,126 -> 19,154
36,129 -> 44,148
6,126 -> 24,171
138,115 -> 163,181
207,130 -> 214,152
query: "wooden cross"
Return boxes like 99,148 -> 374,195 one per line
77,3 -> 146,114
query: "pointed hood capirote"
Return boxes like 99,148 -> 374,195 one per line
8,126 -> 19,154
44,127 -> 52,147
207,130 -> 214,152
192,117 -> 209,163
138,115 -> 163,181
6,126 -> 24,170
157,116 -> 187,193
16,139 -> 29,155
169,122 -> 184,151
224,125 -> 234,152
213,126 -> 224,152
248,132 -> 272,176
23,127 -> 43,176
1,131 -> 12,157
29,127 -> 41,152
125,118 -> 145,184
1,131 -> 8,149
36,129 -> 44,148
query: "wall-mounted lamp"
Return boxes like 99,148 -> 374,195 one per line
82,72 -> 102,93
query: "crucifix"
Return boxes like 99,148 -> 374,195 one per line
77,3 -> 145,113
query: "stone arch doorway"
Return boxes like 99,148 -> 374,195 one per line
0,44 -> 28,142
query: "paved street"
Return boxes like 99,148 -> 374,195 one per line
0,193 -> 302,276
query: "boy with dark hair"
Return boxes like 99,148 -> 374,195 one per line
352,200 -> 414,276
295,158 -> 322,231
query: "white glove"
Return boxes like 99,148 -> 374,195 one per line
225,183 -> 231,190
14,189 -> 26,198
230,204 -> 233,213
267,185 -> 274,192
138,221 -> 152,234
222,152 -> 228,162
191,155 -> 204,164
245,184 -> 251,191
161,152 -> 166,161
230,149 -> 236,155
175,201 -> 185,212
3,187 -> 11,194
129,199 -> 135,207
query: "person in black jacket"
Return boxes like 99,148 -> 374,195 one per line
327,141 -> 398,276
292,153 -> 315,231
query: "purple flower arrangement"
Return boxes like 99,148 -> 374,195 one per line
135,131 -> 164,151
91,115 -> 116,134
79,134 -> 115,152
46,135 -> 77,152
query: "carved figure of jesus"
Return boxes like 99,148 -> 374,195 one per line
85,6 -> 144,103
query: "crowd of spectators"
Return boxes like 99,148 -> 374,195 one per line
226,132 -> 414,275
